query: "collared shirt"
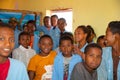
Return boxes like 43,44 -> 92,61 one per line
52,52 -> 82,80
98,47 -> 120,80
12,45 -> 36,67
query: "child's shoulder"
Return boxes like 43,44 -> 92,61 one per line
49,50 -> 57,56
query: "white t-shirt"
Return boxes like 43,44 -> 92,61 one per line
12,45 -> 36,67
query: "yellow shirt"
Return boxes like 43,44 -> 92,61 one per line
27,51 -> 56,80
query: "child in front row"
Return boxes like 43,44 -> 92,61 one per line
12,32 -> 36,67
0,23 -> 29,80
52,35 -> 82,80
71,43 -> 102,80
27,35 -> 56,80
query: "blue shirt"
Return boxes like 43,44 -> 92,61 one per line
98,47 -> 120,80
14,29 -> 21,49
50,27 -> 60,50
52,52 -> 82,80
6,58 -> 29,80
33,31 -> 40,53
39,26 -> 52,35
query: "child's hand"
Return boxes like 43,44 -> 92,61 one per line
73,45 -> 85,60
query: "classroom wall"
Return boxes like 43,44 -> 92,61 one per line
0,0 -> 120,37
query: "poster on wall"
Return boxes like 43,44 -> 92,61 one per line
0,9 -> 41,30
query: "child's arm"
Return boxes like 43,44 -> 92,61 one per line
28,70 -> 35,80
74,45 -> 85,60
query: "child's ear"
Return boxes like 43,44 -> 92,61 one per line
114,33 -> 119,39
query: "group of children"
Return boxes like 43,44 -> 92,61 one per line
0,14 -> 120,80
0,23 -> 103,80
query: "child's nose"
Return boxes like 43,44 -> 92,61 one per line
5,40 -> 10,46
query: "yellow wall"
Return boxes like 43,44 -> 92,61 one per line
0,0 -> 120,37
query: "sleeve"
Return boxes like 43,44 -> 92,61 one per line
52,58 -> 59,80
70,64 -> 82,80
97,48 -> 108,80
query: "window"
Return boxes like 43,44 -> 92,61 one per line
47,9 -> 73,32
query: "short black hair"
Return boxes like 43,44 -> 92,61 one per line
0,23 -> 13,30
59,35 -> 74,45
51,15 -> 58,19
39,35 -> 53,44
97,35 -> 105,43
18,32 -> 30,40
84,43 -> 102,54
58,18 -> 66,23
60,32 -> 73,40
43,16 -> 50,22
108,21 -> 120,34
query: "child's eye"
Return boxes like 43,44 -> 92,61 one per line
0,37 -> 4,41
9,38 -> 15,43
89,54 -> 94,57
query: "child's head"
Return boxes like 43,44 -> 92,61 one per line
18,32 -> 30,48
97,35 -> 106,48
43,16 -> 51,28
39,35 -> 53,56
8,17 -> 18,30
51,15 -> 58,27
27,20 -> 36,34
105,21 -> 120,47
84,43 -> 102,72
0,23 -> 15,57
59,35 -> 74,57
23,24 -> 28,32
60,32 -> 73,41
86,25 -> 96,43
74,25 -> 89,43
57,18 -> 67,32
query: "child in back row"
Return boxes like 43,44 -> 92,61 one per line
71,43 -> 102,80
0,23 -> 29,80
12,32 -> 36,67
52,35 -> 82,80
27,35 -> 56,80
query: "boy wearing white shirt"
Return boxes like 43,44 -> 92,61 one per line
12,32 -> 36,67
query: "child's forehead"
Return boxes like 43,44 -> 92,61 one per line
86,47 -> 102,54
40,37 -> 52,41
0,27 -> 13,32
0,27 -> 14,36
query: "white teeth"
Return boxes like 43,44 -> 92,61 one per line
4,48 -> 10,51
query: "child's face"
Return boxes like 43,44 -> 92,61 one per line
51,17 -> 58,27
60,40 -> 73,57
23,26 -> 28,33
105,27 -> 115,46
85,47 -> 102,71
98,38 -> 106,48
0,27 -> 14,57
27,23 -> 35,33
74,28 -> 87,42
19,35 -> 30,48
58,20 -> 66,31
44,18 -> 51,28
39,37 -> 53,56
9,21 -> 17,30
